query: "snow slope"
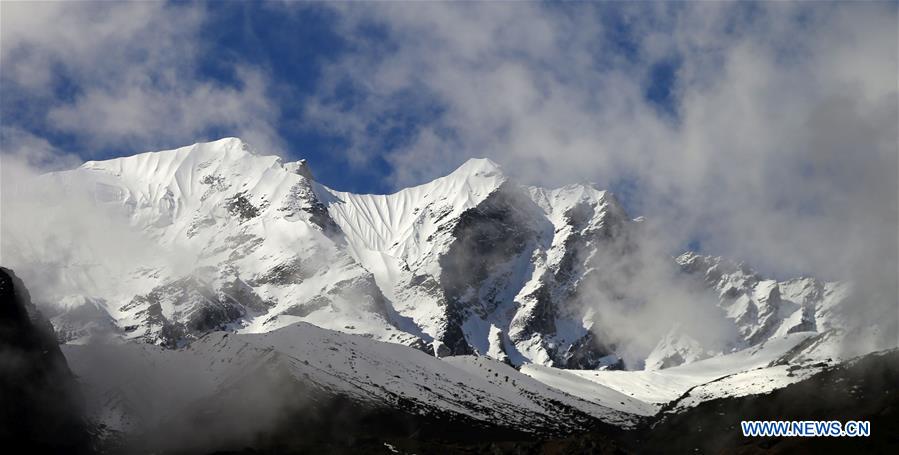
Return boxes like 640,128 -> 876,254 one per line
521,332 -> 831,415
63,322 -> 638,438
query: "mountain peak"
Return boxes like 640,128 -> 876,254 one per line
193,136 -> 257,157
78,137 -> 255,171
451,157 -> 503,178
206,136 -> 247,148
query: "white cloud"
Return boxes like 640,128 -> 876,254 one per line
0,127 -> 81,172
0,1 -> 282,157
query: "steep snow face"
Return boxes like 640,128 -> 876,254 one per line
323,158 -> 507,268
320,158 -> 510,350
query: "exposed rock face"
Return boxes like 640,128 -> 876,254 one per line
252,255 -> 312,286
0,268 -> 91,452
280,174 -> 342,237
283,158 -> 315,181
561,332 -> 619,370
437,184 -> 543,356
225,191 -> 260,221
121,276 -> 247,348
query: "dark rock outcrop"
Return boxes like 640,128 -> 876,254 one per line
438,184 -> 540,355
225,191 -> 261,221
123,276 -> 247,348
0,267 -> 91,452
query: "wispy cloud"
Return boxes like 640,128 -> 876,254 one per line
1,1 -> 282,161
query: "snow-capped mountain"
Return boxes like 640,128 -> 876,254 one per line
5,137 -> 892,452
15,137 -> 858,372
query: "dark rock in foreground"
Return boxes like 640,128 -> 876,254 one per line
0,267 -> 91,453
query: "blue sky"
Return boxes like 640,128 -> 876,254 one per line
1,1 -> 896,283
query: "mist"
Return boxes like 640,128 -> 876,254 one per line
571,218 -> 740,368
60,341 -> 326,454
0,154 -> 195,308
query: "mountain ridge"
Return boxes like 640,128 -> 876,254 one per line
10,137 -> 862,372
